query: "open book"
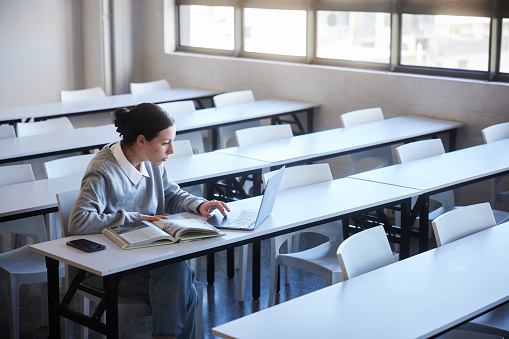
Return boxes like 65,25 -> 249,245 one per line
102,218 -> 224,250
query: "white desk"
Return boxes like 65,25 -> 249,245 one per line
30,178 -> 418,338
351,138 -> 509,252
218,116 -> 464,166
0,88 -> 221,124
212,220 -> 509,339
0,152 -> 270,223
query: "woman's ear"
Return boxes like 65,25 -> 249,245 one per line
137,134 -> 146,146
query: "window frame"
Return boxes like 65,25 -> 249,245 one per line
173,0 -> 509,82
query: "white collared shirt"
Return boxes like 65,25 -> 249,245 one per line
112,142 -> 150,185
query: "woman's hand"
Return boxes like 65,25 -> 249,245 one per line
199,200 -> 230,219
141,214 -> 169,222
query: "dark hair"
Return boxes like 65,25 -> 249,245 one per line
114,103 -> 175,144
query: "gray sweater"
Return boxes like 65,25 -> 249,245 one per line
69,144 -> 207,235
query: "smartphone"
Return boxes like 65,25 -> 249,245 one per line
66,239 -> 106,253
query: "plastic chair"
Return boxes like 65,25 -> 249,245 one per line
340,107 -> 393,174
432,202 -> 509,337
16,116 -> 74,138
43,153 -> 96,241
213,90 -> 259,148
482,122 -> 509,208
266,163 -> 345,307
57,190 -> 203,339
234,124 -> 293,147
0,164 -> 65,339
336,225 -> 395,280
0,125 -> 16,139
396,139 -> 509,229
159,100 -> 206,153
130,79 -> 171,96
60,87 -> 106,102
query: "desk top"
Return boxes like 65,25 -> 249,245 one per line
0,88 -> 221,123
29,178 -> 418,276
0,152 -> 269,222
218,116 -> 463,165
351,138 -> 509,193
169,99 -> 319,133
212,220 -> 509,339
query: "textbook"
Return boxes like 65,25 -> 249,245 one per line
102,218 -> 224,250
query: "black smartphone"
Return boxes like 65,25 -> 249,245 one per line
66,239 -> 106,252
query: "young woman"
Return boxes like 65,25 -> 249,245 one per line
69,102 -> 229,338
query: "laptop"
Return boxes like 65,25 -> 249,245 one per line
206,166 -> 285,230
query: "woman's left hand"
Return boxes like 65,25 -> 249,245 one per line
199,200 -> 230,219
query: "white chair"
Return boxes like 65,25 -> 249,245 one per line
396,139 -> 509,229
0,164 -> 65,339
159,100 -> 206,153
60,87 -> 106,102
16,116 -> 74,138
336,225 -> 395,280
340,107 -> 393,174
213,90 -> 259,148
130,79 -> 171,96
266,163 -> 345,307
482,122 -> 509,208
432,202 -> 509,337
57,189 -> 203,339
43,153 -> 95,241
0,125 -> 16,139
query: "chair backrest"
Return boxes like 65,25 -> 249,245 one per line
159,100 -> 196,115
235,124 -> 293,147
263,163 -> 333,191
482,122 -> 509,144
130,79 -> 171,95
56,189 -> 81,238
43,153 -> 95,179
16,117 -> 74,137
171,139 -> 194,158
337,225 -> 395,280
340,107 -> 384,127
0,125 -> 16,139
0,163 -> 35,186
0,164 -> 47,242
213,90 -> 255,108
432,202 -> 496,247
395,138 -> 445,164
61,87 -> 106,102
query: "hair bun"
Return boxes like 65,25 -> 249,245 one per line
114,107 -> 130,135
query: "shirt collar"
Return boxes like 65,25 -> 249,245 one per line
112,142 -> 150,185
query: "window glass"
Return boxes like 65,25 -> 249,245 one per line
401,14 -> 490,71
244,8 -> 306,57
316,11 -> 391,63
501,18 -> 509,73
179,5 -> 234,50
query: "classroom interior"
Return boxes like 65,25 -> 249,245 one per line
1,0 -> 509,338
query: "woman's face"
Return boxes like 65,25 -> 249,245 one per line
143,125 -> 176,166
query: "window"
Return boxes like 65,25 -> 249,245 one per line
244,8 -> 307,57
401,14 -> 490,71
316,11 -> 390,63
178,5 -> 234,50
173,1 -> 509,82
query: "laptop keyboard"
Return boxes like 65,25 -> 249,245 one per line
225,210 -> 258,228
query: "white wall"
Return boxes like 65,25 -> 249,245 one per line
140,0 -> 509,207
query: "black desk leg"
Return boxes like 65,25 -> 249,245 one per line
399,199 -> 411,259
307,109 -> 314,133
419,195 -> 430,253
207,254 -> 215,284
252,240 -> 261,300
449,129 -> 458,151
211,128 -> 218,151
46,257 -> 61,339
103,275 -> 120,338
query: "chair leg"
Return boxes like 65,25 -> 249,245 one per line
237,245 -> 248,302
41,282 -> 48,327
7,276 -> 19,339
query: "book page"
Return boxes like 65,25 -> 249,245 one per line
108,221 -> 175,245
153,218 -> 223,240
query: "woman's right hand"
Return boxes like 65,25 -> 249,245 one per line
141,214 -> 169,222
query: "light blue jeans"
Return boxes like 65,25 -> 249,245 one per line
83,261 -> 198,338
